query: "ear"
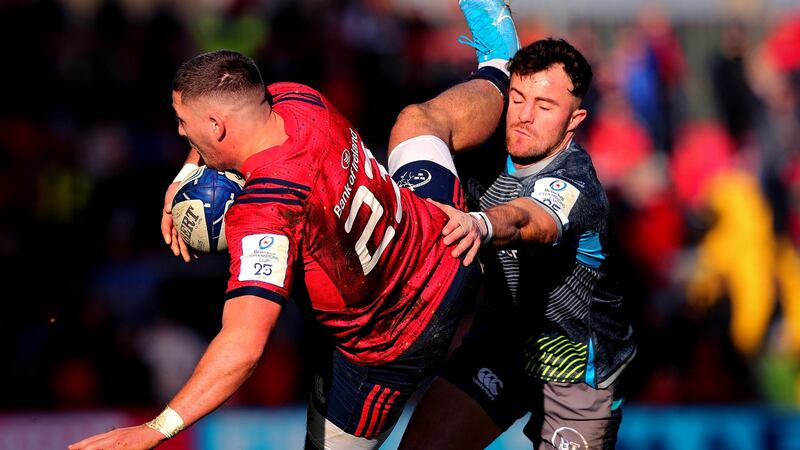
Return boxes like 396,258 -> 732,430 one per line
567,108 -> 587,132
209,114 -> 226,142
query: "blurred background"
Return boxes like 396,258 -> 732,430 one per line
2,0 -> 800,448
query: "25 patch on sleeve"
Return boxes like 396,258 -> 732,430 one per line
531,177 -> 581,226
238,234 -> 290,287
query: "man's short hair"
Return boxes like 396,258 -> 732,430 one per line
508,38 -> 593,99
172,50 -> 264,102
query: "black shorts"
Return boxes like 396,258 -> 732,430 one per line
308,261 -> 482,449
441,306 -> 623,449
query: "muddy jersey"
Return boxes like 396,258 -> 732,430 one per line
479,142 -> 636,388
224,82 -> 462,364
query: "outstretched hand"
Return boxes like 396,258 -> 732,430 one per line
68,424 -> 165,450
161,181 -> 194,262
427,199 -> 485,266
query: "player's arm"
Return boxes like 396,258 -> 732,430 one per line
161,148 -> 204,262
483,198 -> 559,246
431,197 -> 558,266
68,295 -> 280,450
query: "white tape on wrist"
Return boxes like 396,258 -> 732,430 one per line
469,212 -> 493,245
172,163 -> 199,183
145,406 -> 185,439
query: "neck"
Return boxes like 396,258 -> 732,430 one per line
234,109 -> 287,171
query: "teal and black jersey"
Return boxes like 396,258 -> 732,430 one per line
479,141 -> 636,389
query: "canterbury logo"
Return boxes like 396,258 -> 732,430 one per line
474,368 -> 504,400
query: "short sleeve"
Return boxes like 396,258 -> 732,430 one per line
523,177 -> 582,229
224,186 -> 306,305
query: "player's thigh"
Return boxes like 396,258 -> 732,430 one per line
527,381 -> 622,450
306,300 -> 476,450
307,349 -> 415,450
414,311 -> 530,446
306,264 -> 480,450
399,377 -> 502,450
306,395 -> 396,450
388,135 -> 466,210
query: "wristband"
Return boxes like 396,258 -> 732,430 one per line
469,211 -> 493,245
145,405 -> 185,439
172,163 -> 199,183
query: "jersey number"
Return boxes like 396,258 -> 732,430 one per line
343,143 -> 403,275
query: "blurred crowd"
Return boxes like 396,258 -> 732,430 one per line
2,0 -> 800,411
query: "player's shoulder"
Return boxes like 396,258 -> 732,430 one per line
227,168 -> 312,227
267,82 -> 327,108
554,142 -> 594,173
243,164 -> 314,196
543,143 -> 602,192
268,81 -> 320,95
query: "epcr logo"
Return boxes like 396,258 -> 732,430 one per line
259,236 -> 275,250
551,427 -> 589,450
550,180 -> 567,191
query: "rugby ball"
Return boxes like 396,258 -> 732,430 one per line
172,165 -> 245,253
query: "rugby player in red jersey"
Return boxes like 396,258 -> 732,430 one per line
68,0 -> 532,446
70,46 -> 493,450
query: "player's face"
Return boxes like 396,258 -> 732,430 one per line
172,91 -> 227,169
505,65 -> 586,165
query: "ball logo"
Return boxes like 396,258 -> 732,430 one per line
550,180 -> 567,191
179,206 -> 201,242
341,148 -> 351,169
259,236 -> 275,250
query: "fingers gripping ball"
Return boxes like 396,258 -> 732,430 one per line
171,166 -> 245,253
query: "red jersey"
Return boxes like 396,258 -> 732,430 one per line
225,83 -> 462,364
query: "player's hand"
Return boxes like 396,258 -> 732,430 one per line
161,181 -> 194,262
428,199 -> 484,266
67,424 -> 165,450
